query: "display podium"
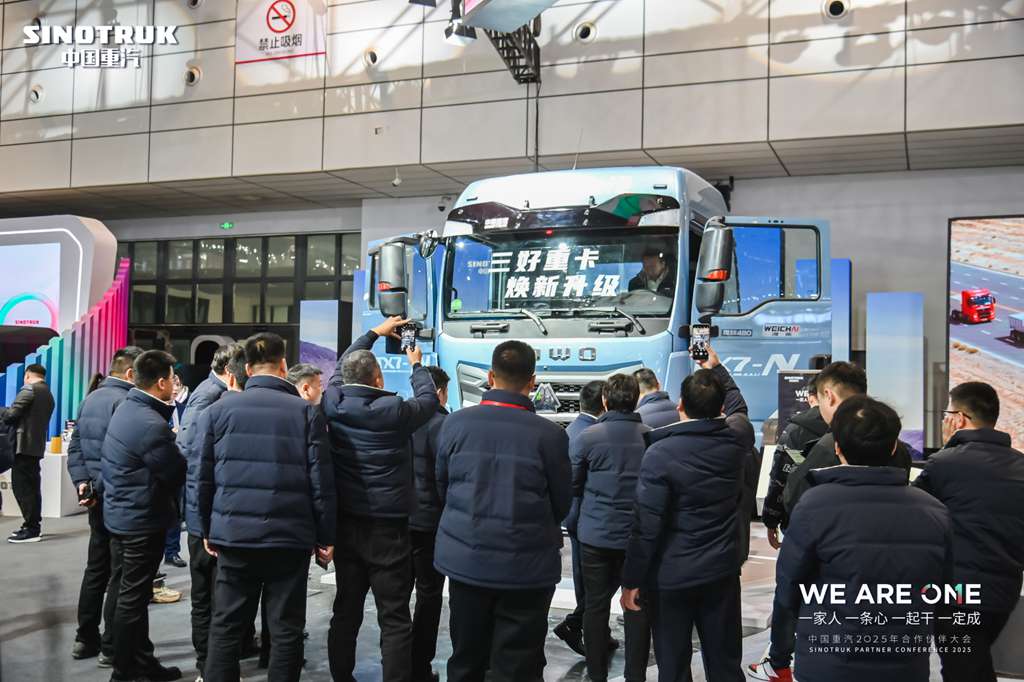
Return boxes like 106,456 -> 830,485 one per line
0,450 -> 85,520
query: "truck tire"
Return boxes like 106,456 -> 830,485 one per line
1013,330 -> 1023,345
950,310 -> 961,324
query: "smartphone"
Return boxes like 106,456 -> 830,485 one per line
689,324 -> 711,362
400,324 -> 417,351
78,480 -> 94,502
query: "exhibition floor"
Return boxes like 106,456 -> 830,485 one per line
0,516 -> 999,682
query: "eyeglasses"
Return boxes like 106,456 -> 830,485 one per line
943,410 -> 973,421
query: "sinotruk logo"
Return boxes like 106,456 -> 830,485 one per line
23,23 -> 179,69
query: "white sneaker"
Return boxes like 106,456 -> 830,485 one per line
747,658 -> 793,681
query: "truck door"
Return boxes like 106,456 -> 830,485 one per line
691,218 -> 831,429
356,235 -> 438,395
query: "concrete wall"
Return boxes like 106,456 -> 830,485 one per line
0,0 -> 1021,193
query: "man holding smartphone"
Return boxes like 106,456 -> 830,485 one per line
66,347 -> 142,663
621,345 -> 753,682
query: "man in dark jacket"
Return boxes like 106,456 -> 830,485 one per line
323,315 -> 438,682
66,347 -> 141,661
175,342 -> 239,678
555,379 -> 605,656
5,363 -> 55,543
774,396 -> 952,682
101,350 -> 186,682
409,365 -> 450,682
198,333 -> 336,681
627,249 -> 676,299
633,367 -> 677,429
435,340 -> 572,681
753,362 -> 911,682
915,382 -> 1024,682
573,374 -> 651,682
621,346 -> 753,682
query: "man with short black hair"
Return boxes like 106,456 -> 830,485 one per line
287,363 -> 324,405
101,350 -> 186,682
409,365 -> 450,682
175,342 -> 243,678
915,382 -> 1024,682
633,367 -> 677,428
67,347 -> 142,662
435,340 -> 572,681
324,316 -> 438,682
555,379 -> 606,656
573,373 -> 651,682
775,396 -> 952,682
225,343 -> 248,391
199,333 -> 335,681
5,362 -> 55,543
622,346 -> 753,682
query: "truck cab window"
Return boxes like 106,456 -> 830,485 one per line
719,226 -> 820,315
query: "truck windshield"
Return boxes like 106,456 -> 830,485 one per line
445,227 -> 679,317
969,295 -> 992,306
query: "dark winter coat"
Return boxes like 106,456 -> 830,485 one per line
322,331 -> 439,519
563,411 -> 599,533
434,389 -> 572,590
177,373 -> 228,536
67,376 -> 133,491
915,428 -> 1024,613
776,465 -> 952,682
4,381 -> 55,457
622,365 -> 755,590
196,375 -> 336,550
762,406 -> 827,530
783,431 -> 913,516
101,389 -> 186,535
409,407 -> 448,532
636,390 -> 678,429
572,411 -> 650,550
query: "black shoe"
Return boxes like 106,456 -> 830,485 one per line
97,652 -> 113,668
72,641 -> 99,659
164,553 -> 186,568
141,663 -> 181,681
554,621 -> 586,657
8,528 -> 41,543
608,636 -> 620,651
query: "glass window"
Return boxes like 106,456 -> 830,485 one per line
166,284 -> 193,323
307,235 -> 336,277
718,226 -> 820,315
445,227 -> 678,318
133,242 -> 157,279
233,283 -> 261,323
266,282 -> 294,323
167,240 -> 193,279
198,239 -> 225,279
304,281 -> 336,300
235,238 -> 263,277
130,284 -> 157,323
341,233 -> 360,276
341,280 -> 354,303
267,236 -> 295,277
116,241 -> 130,263
196,284 -> 223,323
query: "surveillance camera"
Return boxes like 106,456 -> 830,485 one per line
438,195 -> 453,212
391,176 -> 403,187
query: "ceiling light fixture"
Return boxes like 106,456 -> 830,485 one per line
444,0 -> 477,46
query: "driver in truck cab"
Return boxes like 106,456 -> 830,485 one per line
628,248 -> 676,298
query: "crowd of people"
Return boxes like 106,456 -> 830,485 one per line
1,313 -> 1023,682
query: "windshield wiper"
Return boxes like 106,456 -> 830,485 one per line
556,306 -> 646,335
513,308 -> 549,335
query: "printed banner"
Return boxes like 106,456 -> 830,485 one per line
236,0 -> 327,65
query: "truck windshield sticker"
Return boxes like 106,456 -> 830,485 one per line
449,227 -> 678,317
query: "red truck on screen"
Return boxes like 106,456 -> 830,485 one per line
950,288 -> 996,324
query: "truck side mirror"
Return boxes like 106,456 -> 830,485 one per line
695,281 -> 725,316
698,225 -> 734,282
378,242 -> 408,318
418,233 -> 439,259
